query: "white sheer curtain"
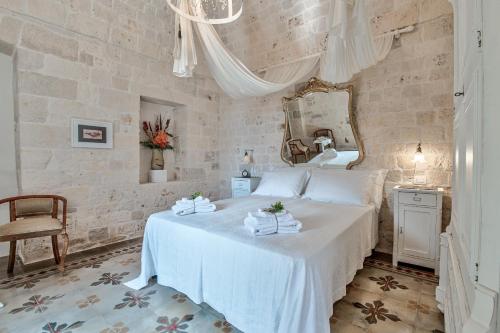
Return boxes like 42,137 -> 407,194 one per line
172,0 -> 395,97
172,0 -> 318,98
195,21 -> 319,98
319,0 -> 394,83
173,0 -> 197,77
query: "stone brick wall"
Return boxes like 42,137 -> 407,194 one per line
217,0 -> 454,253
0,1 -> 221,262
0,0 -> 454,260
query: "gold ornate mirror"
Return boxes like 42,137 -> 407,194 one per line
281,77 -> 364,169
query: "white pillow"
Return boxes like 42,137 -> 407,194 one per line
252,168 -> 310,198
302,169 -> 374,206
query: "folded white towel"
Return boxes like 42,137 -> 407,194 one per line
245,216 -> 299,227
247,211 -> 295,225
176,196 -> 210,206
172,196 -> 216,215
244,216 -> 302,236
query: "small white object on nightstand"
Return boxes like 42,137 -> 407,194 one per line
231,177 -> 260,198
393,186 -> 444,274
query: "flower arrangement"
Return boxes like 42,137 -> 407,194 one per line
141,115 -> 174,151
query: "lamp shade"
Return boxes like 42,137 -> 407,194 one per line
242,149 -> 255,164
242,151 -> 252,164
413,143 -> 426,163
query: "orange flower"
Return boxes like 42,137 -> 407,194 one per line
153,131 -> 168,149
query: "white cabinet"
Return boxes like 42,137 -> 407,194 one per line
393,187 -> 443,274
231,177 -> 260,198
437,1 -> 499,332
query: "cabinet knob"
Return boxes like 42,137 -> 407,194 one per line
413,196 -> 422,202
399,226 -> 404,234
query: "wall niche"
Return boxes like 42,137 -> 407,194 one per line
139,96 -> 185,184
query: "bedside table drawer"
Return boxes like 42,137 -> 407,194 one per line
231,177 -> 261,199
232,189 -> 250,198
232,180 -> 250,191
399,192 -> 437,207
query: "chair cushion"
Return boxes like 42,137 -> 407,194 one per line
0,216 -> 62,240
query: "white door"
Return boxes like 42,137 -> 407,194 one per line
0,53 -> 18,257
451,0 -> 483,300
398,206 -> 436,260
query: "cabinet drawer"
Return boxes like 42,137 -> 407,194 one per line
232,180 -> 250,191
398,192 -> 436,207
232,189 -> 250,198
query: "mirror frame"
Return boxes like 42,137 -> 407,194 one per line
280,77 -> 365,169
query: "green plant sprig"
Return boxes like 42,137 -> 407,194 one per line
191,191 -> 203,200
264,201 -> 285,214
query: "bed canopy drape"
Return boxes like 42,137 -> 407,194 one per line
172,0 -> 396,98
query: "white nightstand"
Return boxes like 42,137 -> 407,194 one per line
231,177 -> 260,198
393,186 -> 444,274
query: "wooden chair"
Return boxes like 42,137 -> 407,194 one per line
0,195 -> 69,273
313,128 -> 336,152
287,139 -> 311,163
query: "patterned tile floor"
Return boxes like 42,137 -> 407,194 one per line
0,241 -> 444,333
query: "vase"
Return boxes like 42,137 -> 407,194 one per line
151,149 -> 164,170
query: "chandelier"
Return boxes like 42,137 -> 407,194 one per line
167,0 -> 243,24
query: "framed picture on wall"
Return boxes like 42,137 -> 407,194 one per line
71,118 -> 113,149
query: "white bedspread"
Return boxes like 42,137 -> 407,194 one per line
125,196 -> 376,333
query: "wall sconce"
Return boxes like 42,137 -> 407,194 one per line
241,149 -> 254,178
413,143 -> 426,163
413,143 -> 427,185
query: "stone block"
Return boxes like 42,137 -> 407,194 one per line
0,16 -> 23,45
131,211 -> 144,220
66,13 -> 109,40
98,88 -> 138,112
0,0 -> 25,11
79,51 -> 94,66
422,15 -> 453,41
112,76 -> 129,91
19,148 -> 53,170
18,94 -> 49,122
19,123 -> 69,149
420,0 -> 453,22
18,72 -> 78,99
16,48 -> 45,70
62,0 -> 92,13
110,28 -> 137,51
88,227 -> 109,242
21,24 -> 78,61
43,55 -> 90,81
27,0 -> 67,26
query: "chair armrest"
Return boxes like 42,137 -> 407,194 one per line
55,197 -> 68,229
0,195 -> 68,228
0,194 -> 67,205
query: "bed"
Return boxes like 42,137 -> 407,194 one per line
125,194 -> 378,333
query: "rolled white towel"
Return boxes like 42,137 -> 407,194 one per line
244,223 -> 302,236
245,216 -> 299,228
244,217 -> 302,236
174,202 -> 215,210
175,196 -> 210,206
172,196 -> 216,215
247,210 -> 295,225
172,206 -> 195,216
193,203 -> 216,213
